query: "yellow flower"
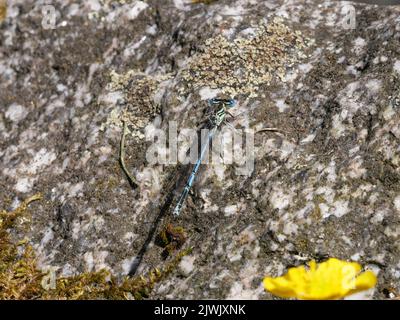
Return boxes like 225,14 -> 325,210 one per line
263,258 -> 377,300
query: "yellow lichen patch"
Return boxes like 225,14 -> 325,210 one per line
0,194 -> 43,299
180,18 -> 309,98
0,194 -> 190,300
42,247 -> 192,300
103,70 -> 172,140
0,193 -> 42,229
0,0 -> 6,22
263,258 -> 377,300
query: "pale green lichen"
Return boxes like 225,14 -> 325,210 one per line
103,70 -> 171,140
180,18 -> 310,98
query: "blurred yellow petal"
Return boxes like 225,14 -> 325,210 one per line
263,258 -> 377,300
350,271 -> 377,294
263,277 -> 297,298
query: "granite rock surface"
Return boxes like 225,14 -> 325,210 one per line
0,0 -> 399,299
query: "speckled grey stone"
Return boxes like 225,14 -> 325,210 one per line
1,0 -> 399,299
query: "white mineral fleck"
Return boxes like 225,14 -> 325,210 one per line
126,1 -> 148,20
224,205 -> 238,217
394,196 -> 400,212
27,148 -> 57,174
275,99 -> 290,112
179,255 -> 196,276
393,60 -> 400,74
5,103 -> 27,122
15,177 -> 34,193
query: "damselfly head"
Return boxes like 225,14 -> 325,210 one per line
207,98 -> 236,108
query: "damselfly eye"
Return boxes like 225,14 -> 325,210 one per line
208,98 -> 220,105
208,98 -> 236,107
225,99 -> 236,108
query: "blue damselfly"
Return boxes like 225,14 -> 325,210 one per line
172,98 -> 236,216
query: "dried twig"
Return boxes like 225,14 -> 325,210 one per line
119,120 -> 138,188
